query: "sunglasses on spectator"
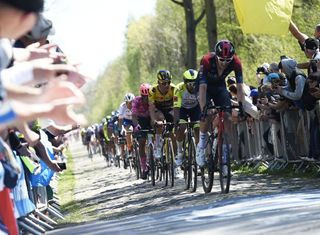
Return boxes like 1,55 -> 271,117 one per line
159,81 -> 170,86
217,56 -> 233,63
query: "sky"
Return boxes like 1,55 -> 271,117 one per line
44,0 -> 156,79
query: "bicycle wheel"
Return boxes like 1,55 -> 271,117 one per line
148,144 -> 155,186
183,138 -> 189,190
218,133 -> 231,193
161,142 -> 169,187
201,135 -> 215,193
133,143 -> 141,179
88,144 -> 93,160
157,145 -> 165,186
189,137 -> 197,192
168,139 -> 175,187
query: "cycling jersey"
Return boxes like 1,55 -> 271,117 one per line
173,82 -> 199,109
132,96 -> 149,118
118,102 -> 132,120
148,84 -> 175,110
198,52 -> 243,107
199,52 -> 243,87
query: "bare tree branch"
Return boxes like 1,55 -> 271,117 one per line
171,0 -> 184,7
195,9 -> 205,26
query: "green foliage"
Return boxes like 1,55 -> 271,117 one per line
233,162 -> 320,179
87,0 -> 320,122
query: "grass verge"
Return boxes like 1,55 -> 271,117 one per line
232,162 -> 320,179
57,149 -> 84,224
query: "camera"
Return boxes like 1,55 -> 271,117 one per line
256,66 -> 269,75
57,162 -> 67,170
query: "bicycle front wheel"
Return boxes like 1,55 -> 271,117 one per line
218,133 -> 231,193
189,137 -> 197,193
168,139 -> 175,187
148,144 -> 155,186
133,143 -> 141,179
201,135 -> 215,193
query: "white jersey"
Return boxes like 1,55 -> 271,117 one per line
118,102 -> 132,120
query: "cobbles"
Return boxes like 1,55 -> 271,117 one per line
68,141 -> 320,222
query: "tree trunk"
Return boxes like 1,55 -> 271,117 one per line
171,0 -> 205,69
204,0 -> 217,51
183,0 -> 197,69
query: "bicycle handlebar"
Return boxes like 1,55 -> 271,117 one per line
203,104 -> 239,116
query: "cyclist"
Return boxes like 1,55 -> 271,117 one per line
149,70 -> 176,159
196,40 -> 245,167
85,125 -> 95,157
118,93 -> 135,164
173,69 -> 200,166
132,83 -> 152,179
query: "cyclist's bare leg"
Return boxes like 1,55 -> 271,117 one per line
199,117 -> 210,148
124,125 -> 133,154
154,111 -> 165,150
175,123 -> 186,154
138,137 -> 147,172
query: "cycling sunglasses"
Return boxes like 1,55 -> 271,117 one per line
186,81 -> 196,86
159,81 -> 171,86
217,56 -> 233,63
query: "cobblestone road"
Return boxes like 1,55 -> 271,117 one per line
64,140 -> 320,223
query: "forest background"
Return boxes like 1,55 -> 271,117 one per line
85,0 -> 319,122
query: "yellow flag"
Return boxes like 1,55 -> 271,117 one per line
233,0 -> 294,36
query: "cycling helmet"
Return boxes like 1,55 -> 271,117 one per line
215,40 -> 235,59
139,83 -> 151,96
157,70 -> 172,82
102,118 -> 106,123
183,69 -> 198,82
124,93 -> 135,102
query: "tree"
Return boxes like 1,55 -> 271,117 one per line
204,0 -> 217,51
171,0 -> 205,69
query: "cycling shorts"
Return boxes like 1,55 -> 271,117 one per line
207,86 -> 231,112
123,118 -> 133,127
180,105 -> 201,122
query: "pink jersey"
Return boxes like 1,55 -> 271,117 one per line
132,96 -> 149,118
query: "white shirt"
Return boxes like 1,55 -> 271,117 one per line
118,102 -> 132,120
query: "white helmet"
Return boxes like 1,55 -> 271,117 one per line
124,93 -> 135,102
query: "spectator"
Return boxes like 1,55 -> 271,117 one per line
276,58 -> 307,109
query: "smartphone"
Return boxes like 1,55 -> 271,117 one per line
57,162 -> 67,170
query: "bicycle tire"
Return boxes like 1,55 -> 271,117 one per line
218,133 -> 231,193
168,139 -> 175,187
148,144 -> 155,186
201,135 -> 215,193
183,138 -> 190,190
158,145 -> 166,186
189,137 -> 197,193
133,143 -> 141,179
162,142 -> 169,187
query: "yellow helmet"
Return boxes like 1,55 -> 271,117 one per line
183,69 -> 198,82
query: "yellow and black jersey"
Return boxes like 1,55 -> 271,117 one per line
148,83 -> 176,110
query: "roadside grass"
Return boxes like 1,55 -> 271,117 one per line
232,162 -> 320,179
57,149 -> 85,224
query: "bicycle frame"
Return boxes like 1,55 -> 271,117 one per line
201,104 -> 237,194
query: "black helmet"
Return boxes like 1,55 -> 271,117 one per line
157,70 -> 172,82
215,40 -> 235,59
